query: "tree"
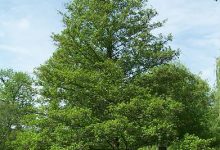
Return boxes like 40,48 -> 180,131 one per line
135,64 -> 212,139
12,0 -> 212,150
0,69 -> 35,149
174,134 -> 214,150
210,58 -> 220,148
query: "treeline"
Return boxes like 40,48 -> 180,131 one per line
0,0 -> 219,149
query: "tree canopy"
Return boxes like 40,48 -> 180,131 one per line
0,69 -> 34,149
0,0 -> 218,149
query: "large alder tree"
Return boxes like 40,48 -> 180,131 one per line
12,0 -> 214,149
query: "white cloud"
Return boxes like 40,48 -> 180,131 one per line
201,66 -> 216,86
1,17 -> 31,31
0,0 -> 67,74
17,18 -> 30,30
149,0 -> 220,86
150,0 -> 220,35
0,44 -> 30,54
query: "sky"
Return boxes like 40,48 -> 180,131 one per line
0,0 -> 220,87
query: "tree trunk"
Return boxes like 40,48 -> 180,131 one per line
158,146 -> 167,150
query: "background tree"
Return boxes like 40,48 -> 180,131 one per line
135,64 -> 212,139
0,69 -> 35,149
210,58 -> 220,148
172,134 -> 214,150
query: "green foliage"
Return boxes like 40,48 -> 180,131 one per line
211,58 -> 220,147
0,69 -> 35,149
134,64 -> 212,138
8,0 -> 214,149
177,134 -> 214,150
138,146 -> 157,150
13,0 -> 182,148
52,0 -> 178,76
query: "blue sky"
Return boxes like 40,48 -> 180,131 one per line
0,0 -> 67,72
150,0 -> 220,87
0,0 -> 220,86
